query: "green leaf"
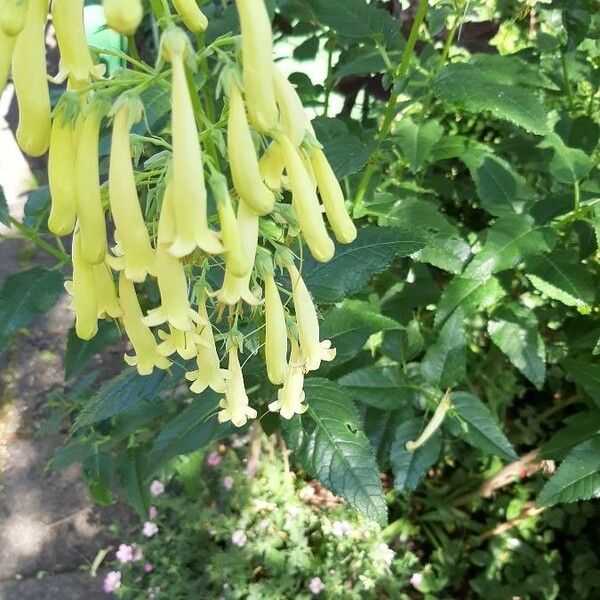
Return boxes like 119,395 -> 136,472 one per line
83,451 -> 114,506
435,276 -> 505,327
64,320 -> 121,380
541,411 -> 600,460
563,358 -> 600,405
538,133 -> 593,184
433,63 -> 549,135
148,392 -> 228,470
283,378 -> 387,524
488,303 -> 546,389
117,449 -> 150,518
302,226 -> 426,305
338,364 -> 418,410
335,47 -> 401,80
293,35 -> 320,60
421,310 -> 466,389
73,364 -> 186,430
0,185 -> 10,227
312,117 -> 376,179
364,408 -> 405,469
395,118 -> 444,174
525,251 -> 595,310
390,418 -> 442,493
0,267 -> 64,354
464,215 -> 556,280
469,54 -> 559,90
450,392 -> 517,461
563,8 -> 591,50
538,437 -> 600,506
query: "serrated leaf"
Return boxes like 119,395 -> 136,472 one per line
541,411 -> 600,460
390,418 -> 442,493
414,237 -> 472,275
538,437 -> 600,506
488,303 -> 546,388
525,251 -> 595,310
338,364 -> 417,410
435,276 -> 505,327
83,451 -> 114,506
117,449 -> 150,517
283,378 -> 387,524
433,63 -> 549,135
450,392 -> 517,461
538,133 -> 593,184
563,358 -> 600,405
64,321 -> 120,380
302,226 -> 426,305
464,215 -> 556,280
0,267 -> 64,354
470,54 -> 559,90
421,310 -> 466,388
396,118 -> 444,174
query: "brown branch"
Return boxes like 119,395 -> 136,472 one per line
480,501 -> 546,540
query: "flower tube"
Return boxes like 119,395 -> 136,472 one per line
103,0 -> 143,35
0,28 -> 16,94
11,0 -> 51,157
308,146 -> 357,244
277,134 -> 334,263
185,295 -> 228,394
95,261 -> 121,319
0,0 -> 28,36
119,273 -> 172,375
108,96 -> 156,282
227,74 -> 275,216
272,64 -> 308,147
217,345 -> 257,428
75,100 -> 107,264
284,258 -> 336,372
268,339 -> 307,419
173,0 -> 208,33
161,27 -> 222,257
48,104 -> 77,236
235,0 -> 278,133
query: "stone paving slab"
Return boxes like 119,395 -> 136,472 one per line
0,571 -> 105,600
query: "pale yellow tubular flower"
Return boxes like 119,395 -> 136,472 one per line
268,339 -> 307,420
12,0 -> 51,157
119,273 -> 172,375
75,101 -> 107,264
309,147 -> 357,244
285,260 -> 336,372
94,261 -> 121,319
143,179 -> 198,331
272,64 -> 308,146
109,98 -> 156,282
227,75 -> 275,216
263,269 -> 288,385
103,0 -> 143,35
277,134 -> 335,263
157,325 -> 200,360
0,27 -> 16,94
52,0 -> 103,84
68,230 -> 98,340
173,0 -> 208,33
216,200 -> 260,306
210,172 -> 249,278
258,142 -> 286,192
235,0 -> 278,133
48,107 -> 77,236
185,296 -> 228,394
0,0 -> 28,36
218,346 -> 257,428
161,27 -> 222,257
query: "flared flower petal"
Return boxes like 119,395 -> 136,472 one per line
157,326 -> 201,360
217,346 -> 257,428
268,340 -> 307,420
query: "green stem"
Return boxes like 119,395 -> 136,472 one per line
149,0 -> 170,29
9,218 -> 69,263
353,0 -> 428,213
574,179 -> 580,213
561,52 -> 575,112
406,392 -> 452,452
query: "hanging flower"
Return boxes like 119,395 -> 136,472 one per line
157,326 -> 200,360
173,0 -> 208,33
218,346 -> 257,428
268,339 -> 307,419
95,262 -> 122,320
272,64 -> 309,146
103,0 -> 143,36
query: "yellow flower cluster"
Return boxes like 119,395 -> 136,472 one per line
0,0 -> 357,427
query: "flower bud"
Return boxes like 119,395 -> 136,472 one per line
0,0 -> 28,37
235,0 -> 278,133
261,262 -> 287,385
119,273 -> 172,375
218,346 -> 257,428
103,0 -> 143,36
68,230 -> 98,340
173,0 -> 208,33
12,0 -> 51,157
108,97 -> 156,282
227,74 -> 275,216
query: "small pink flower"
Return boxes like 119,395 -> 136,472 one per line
149,506 -> 158,520
144,562 -> 154,573
222,476 -> 234,490
115,543 -> 134,564
206,451 -> 222,467
132,545 -> 143,562
103,571 -> 122,594
142,521 -> 159,538
410,572 -> 423,588
231,529 -> 247,548
308,577 -> 325,595
149,480 -> 165,497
